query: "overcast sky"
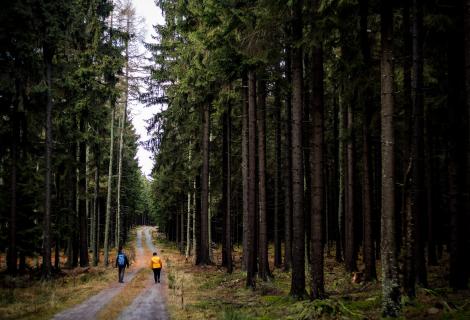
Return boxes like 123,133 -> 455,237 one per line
129,0 -> 164,178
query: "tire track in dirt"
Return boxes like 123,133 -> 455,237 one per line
52,229 -> 144,320
116,227 -> 169,320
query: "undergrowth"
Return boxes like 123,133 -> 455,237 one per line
156,238 -> 470,320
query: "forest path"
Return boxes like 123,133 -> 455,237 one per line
52,226 -> 168,320
116,227 -> 169,320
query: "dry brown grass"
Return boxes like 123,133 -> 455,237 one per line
0,266 -> 116,320
96,268 -> 151,320
0,229 -> 139,320
96,235 -> 155,320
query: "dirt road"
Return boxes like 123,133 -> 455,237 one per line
117,228 -> 169,320
52,227 -> 168,320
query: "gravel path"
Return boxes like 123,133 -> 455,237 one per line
52,229 -> 145,320
117,227 -> 169,320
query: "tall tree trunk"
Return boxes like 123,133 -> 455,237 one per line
246,70 -> 257,288
332,86 -> 341,262
186,148 -> 192,259
7,82 -> 19,275
337,87 -> 345,263
257,77 -> 270,280
303,54 -> 312,266
115,108 -> 125,249
222,98 -> 233,273
116,108 -> 127,248
73,142 -> 80,268
403,0 -> 412,160
360,0 -> 377,282
104,106 -> 115,266
79,118 -> 89,266
181,204 -> 184,251
197,103 -> 211,265
192,178 -> 196,256
310,43 -> 325,299
409,0 -> 427,290
424,111 -> 437,266
208,174 -> 212,259
284,49 -> 293,272
345,102 -> 357,272
176,208 -> 180,250
448,9 -> 468,289
290,0 -> 306,297
242,74 -> 249,271
380,1 -> 401,316
462,0 -> 470,289
66,150 -> 75,267
43,54 -> 53,278
116,17 -> 130,249
91,165 -> 96,261
93,162 -> 100,266
274,75 -> 283,268
86,144 -> 90,250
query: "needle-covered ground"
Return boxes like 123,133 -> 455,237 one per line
156,234 -> 470,320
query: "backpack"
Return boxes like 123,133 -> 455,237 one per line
117,253 -> 126,267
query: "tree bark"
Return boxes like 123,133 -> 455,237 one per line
246,70 -> 257,288
290,0 -> 306,297
93,162 -> 100,266
242,74 -> 249,271
424,112 -> 437,265
448,9 -> 468,289
79,117 -> 89,266
257,77 -> 270,280
222,97 -> 233,273
345,102 -> 357,272
192,178 -> 196,256
186,147 -> 192,259
303,54 -> 312,266
409,0 -> 427,290
197,103 -> 211,265
380,1 -> 401,316
43,54 -> 53,278
104,106 -> 115,266
337,87 -> 345,263
274,75 -> 283,268
7,82 -> 19,275
284,49 -> 293,272
310,43 -> 325,299
116,34 -> 129,247
360,0 -> 376,282
462,0 -> 470,289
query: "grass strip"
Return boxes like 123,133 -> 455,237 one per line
96,267 -> 151,320
0,267 -> 116,320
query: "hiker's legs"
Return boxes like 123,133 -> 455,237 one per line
119,267 -> 125,282
152,269 -> 159,283
156,268 -> 161,282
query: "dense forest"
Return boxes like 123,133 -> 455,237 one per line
1,0 -> 470,318
146,0 -> 470,317
0,0 -> 152,276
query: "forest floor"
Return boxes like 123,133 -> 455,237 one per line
0,226 -> 169,320
156,236 -> 470,320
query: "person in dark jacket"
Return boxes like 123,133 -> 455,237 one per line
115,246 -> 130,283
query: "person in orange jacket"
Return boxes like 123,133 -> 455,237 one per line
150,251 -> 163,283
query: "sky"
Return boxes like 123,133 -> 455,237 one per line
129,0 -> 164,178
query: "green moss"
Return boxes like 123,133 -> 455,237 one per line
345,295 -> 381,311
221,309 -> 254,320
